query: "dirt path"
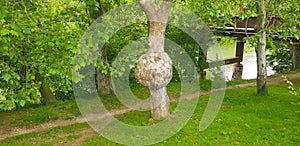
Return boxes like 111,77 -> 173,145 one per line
1,71 -> 299,141
0,108 -> 133,141
0,84 -> 254,141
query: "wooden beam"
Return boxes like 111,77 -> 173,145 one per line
209,57 -> 240,67
236,36 -> 245,63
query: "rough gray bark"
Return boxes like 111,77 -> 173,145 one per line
135,52 -> 172,120
255,0 -> 268,95
150,87 -> 170,119
135,0 -> 172,120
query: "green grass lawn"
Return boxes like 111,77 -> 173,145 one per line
0,79 -> 250,128
1,83 -> 299,145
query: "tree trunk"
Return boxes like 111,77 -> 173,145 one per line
150,87 -> 170,120
96,70 -> 113,94
291,44 -> 300,70
96,46 -> 113,94
136,0 -> 172,120
36,73 -> 57,103
96,68 -> 114,94
93,0 -> 114,94
255,0 -> 268,96
39,86 -> 56,103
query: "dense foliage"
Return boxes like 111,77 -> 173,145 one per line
0,0 -> 90,110
1,0 -> 299,110
266,41 -> 292,73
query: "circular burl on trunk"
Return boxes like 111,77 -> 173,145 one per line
135,52 -> 172,90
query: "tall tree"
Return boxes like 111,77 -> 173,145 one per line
84,0 -> 136,95
135,0 -> 173,120
86,0 -> 114,94
255,0 -> 268,95
0,0 -> 88,110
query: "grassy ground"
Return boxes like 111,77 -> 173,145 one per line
0,79 -> 251,129
1,82 -> 299,145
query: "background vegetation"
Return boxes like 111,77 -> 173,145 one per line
0,0 -> 299,110
0,0 -> 299,145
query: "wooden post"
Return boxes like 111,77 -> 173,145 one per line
235,36 -> 245,62
232,36 -> 245,80
291,44 -> 300,70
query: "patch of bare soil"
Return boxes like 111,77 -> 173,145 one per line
1,70 -> 299,142
268,70 -> 300,85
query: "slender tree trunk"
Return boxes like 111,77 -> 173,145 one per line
39,86 -> 56,103
96,45 -> 113,94
136,0 -> 172,120
36,73 -> 56,103
255,0 -> 268,96
93,0 -> 114,94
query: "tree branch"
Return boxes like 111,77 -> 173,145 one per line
138,0 -> 172,23
21,0 -> 33,21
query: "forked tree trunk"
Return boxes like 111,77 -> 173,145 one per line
255,0 -> 268,95
135,0 -> 173,120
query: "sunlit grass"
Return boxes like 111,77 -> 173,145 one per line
1,84 -> 299,145
0,79 -> 255,128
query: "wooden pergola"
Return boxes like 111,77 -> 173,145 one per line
204,16 -> 300,79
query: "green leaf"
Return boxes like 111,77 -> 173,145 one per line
0,29 -> 10,36
2,73 -> 11,81
102,69 -> 108,75
16,75 -> 21,80
19,100 -> 26,107
22,28 -> 31,34
294,34 -> 299,40
10,30 -> 19,37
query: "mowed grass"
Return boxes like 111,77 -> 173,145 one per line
0,100 -> 81,128
0,79 -> 250,129
1,84 -> 299,145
